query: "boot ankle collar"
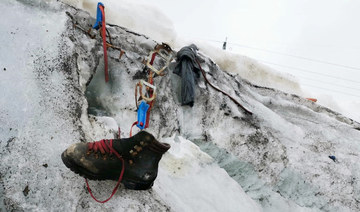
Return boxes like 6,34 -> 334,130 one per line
148,140 -> 170,153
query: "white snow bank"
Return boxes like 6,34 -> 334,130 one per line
195,42 -> 304,96
314,95 -> 360,123
338,100 -> 360,123
154,135 -> 262,212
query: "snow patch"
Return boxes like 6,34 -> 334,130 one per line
154,136 -> 262,212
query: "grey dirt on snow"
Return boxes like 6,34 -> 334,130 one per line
1,0 -> 360,211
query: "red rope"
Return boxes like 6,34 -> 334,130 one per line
150,52 -> 157,67
99,5 -> 109,82
145,52 -> 157,128
195,59 -> 253,115
85,139 -> 125,203
129,121 -> 138,137
145,100 -> 154,129
85,158 -> 124,203
118,127 -> 121,139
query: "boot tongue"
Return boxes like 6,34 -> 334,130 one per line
111,137 -> 138,158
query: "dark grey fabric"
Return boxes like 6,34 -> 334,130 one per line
173,44 -> 200,107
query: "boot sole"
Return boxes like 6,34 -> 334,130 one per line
122,179 -> 154,190
61,152 -> 154,190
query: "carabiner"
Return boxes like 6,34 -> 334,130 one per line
135,80 -> 157,107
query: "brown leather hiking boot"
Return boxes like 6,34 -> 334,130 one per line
61,131 -> 170,190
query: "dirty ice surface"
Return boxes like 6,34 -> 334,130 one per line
1,0 -> 360,212
0,1 -> 259,211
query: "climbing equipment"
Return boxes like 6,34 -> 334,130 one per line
68,2 -> 173,142
66,7 -> 126,73
106,42 -> 125,59
92,2 -> 104,30
146,43 -> 174,76
65,12 -> 96,39
92,2 -> 109,82
195,58 -> 253,115
136,101 -> 150,130
130,43 -> 174,135
131,80 -> 157,136
64,4 -> 175,204
143,43 -> 174,128
135,80 -> 157,106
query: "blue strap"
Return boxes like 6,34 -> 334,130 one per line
136,101 -> 150,130
92,2 -> 104,30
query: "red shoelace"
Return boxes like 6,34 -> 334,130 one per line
85,139 -> 125,203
